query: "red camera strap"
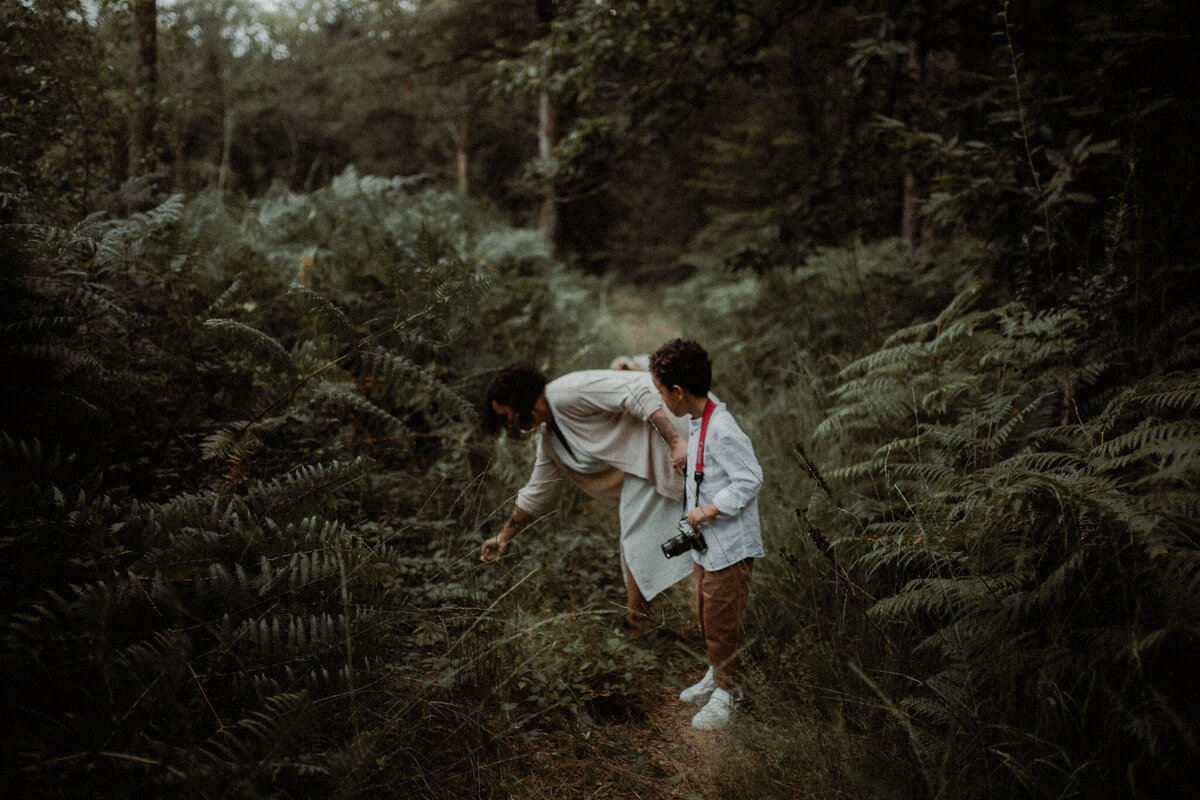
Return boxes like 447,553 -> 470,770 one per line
695,398 -> 716,476
685,399 -> 717,514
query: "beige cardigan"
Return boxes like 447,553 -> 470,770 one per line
515,370 -> 688,515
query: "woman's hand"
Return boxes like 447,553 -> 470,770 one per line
480,507 -> 531,562
670,438 -> 688,474
480,535 -> 509,562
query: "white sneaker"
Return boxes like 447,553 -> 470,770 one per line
679,666 -> 717,704
691,686 -> 741,730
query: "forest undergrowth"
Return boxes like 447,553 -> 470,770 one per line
5,1 -> 1200,797
3,162 -> 1198,800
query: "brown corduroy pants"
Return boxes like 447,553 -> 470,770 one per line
693,558 -> 754,690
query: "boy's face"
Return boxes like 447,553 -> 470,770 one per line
651,373 -> 688,418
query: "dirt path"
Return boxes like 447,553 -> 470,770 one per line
506,602 -> 760,800
509,290 -> 765,798
607,288 -> 684,357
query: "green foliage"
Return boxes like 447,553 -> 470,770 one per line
788,279 -> 1200,797
7,0 -> 1200,797
0,170 -> 631,798
0,2 -> 124,221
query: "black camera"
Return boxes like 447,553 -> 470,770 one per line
661,518 -> 708,558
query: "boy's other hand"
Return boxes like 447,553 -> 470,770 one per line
685,504 -> 718,530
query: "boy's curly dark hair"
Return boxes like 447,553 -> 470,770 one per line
649,338 -> 711,396
481,362 -> 547,433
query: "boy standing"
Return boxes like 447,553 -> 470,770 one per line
649,339 -> 764,730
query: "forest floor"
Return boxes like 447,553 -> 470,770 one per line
494,587 -> 762,800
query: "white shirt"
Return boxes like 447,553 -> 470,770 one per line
515,370 -> 687,515
686,400 -> 764,572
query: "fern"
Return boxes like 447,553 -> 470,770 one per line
244,457 -> 373,522
286,283 -> 360,344
803,269 -> 1200,799
1091,419 -> 1200,472
203,318 -> 296,378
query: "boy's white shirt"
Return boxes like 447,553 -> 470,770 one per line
686,399 -> 765,572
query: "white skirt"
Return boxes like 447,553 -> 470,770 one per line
619,474 -> 691,600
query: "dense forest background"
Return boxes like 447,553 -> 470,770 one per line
3,0 -> 1198,797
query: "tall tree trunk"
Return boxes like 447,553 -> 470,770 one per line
217,109 -> 234,194
901,171 -> 920,245
901,37 -> 921,246
535,0 -> 559,246
172,102 -> 188,190
127,0 -> 158,178
282,119 -> 301,189
455,118 -> 469,196
536,86 -> 557,241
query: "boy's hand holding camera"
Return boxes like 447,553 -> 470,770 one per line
685,503 -> 719,530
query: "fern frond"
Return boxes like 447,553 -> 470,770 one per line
358,349 -> 476,421
813,395 -> 918,441
932,306 -> 1001,351
9,342 -> 104,380
1135,372 -> 1200,414
66,284 -> 127,323
202,280 -> 243,318
1090,419 -> 1200,472
194,691 -> 319,773
901,694 -> 958,728
0,312 -> 75,336
204,319 -> 295,378
94,194 -> 187,264
931,284 -> 986,331
0,433 -> 67,474
837,341 -> 931,381
919,375 -> 985,416
286,284 -> 359,344
985,391 -> 1055,452
992,450 -> 1086,474
856,543 -> 966,581
827,459 -> 883,482
863,520 -> 914,539
198,417 -> 284,464
308,387 -> 409,437
244,458 -> 372,522
886,461 -> 958,486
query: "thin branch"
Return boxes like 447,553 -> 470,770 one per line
1002,1 -> 1054,274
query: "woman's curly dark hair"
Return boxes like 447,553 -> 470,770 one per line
649,338 -> 711,396
481,362 -> 547,433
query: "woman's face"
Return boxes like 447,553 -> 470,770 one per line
491,400 -> 538,433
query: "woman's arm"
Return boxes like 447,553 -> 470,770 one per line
480,506 -> 533,562
649,408 -> 688,473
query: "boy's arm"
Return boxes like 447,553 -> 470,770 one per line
708,424 -> 763,517
685,502 -> 720,530
685,423 -> 762,529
